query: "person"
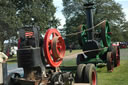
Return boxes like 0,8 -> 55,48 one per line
0,52 -> 8,85
0,52 -> 8,63
69,44 -> 72,53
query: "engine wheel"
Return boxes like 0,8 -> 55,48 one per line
43,28 -> 66,67
101,20 -> 111,47
75,64 -> 86,83
112,46 -> 120,67
112,46 -> 117,67
76,54 -> 85,65
107,52 -> 114,72
84,64 -> 97,85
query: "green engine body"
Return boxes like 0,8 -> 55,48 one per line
78,20 -> 112,63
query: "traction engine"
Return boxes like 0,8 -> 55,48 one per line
77,3 -> 120,72
7,26 -> 75,85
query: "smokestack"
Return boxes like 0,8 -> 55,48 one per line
84,3 -> 94,40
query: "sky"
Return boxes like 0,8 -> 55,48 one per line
53,0 -> 65,28
53,0 -> 128,28
116,0 -> 128,20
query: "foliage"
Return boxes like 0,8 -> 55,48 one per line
13,0 -> 60,31
0,1 -> 19,51
0,0 -> 60,51
62,0 -> 128,47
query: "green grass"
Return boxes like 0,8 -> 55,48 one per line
96,48 -> 128,85
61,57 -> 76,66
7,55 -> 17,64
97,60 -> 128,85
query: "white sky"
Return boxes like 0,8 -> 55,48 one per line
53,0 -> 65,28
53,0 -> 128,28
115,0 -> 128,21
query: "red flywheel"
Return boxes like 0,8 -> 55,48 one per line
43,28 -> 66,67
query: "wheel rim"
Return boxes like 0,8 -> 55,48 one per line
52,36 -> 65,59
92,71 -> 96,85
43,28 -> 65,67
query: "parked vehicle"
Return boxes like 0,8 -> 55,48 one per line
120,42 -> 127,48
112,42 -> 120,46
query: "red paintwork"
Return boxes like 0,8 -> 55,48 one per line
116,47 -> 120,66
25,32 -> 34,37
43,28 -> 65,67
18,39 -> 21,49
92,71 -> 96,85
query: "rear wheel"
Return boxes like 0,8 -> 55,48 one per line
76,54 -> 85,65
112,46 -> 120,67
112,46 -> 117,67
75,64 -> 86,83
84,64 -> 97,85
112,46 -> 118,67
107,52 -> 114,72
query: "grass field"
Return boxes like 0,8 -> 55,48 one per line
62,49 -> 128,85
7,55 -> 17,64
97,49 -> 128,85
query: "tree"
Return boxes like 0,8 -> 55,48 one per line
13,0 -> 60,32
0,0 -> 60,51
62,0 -> 127,47
0,1 -> 19,51
121,21 -> 128,41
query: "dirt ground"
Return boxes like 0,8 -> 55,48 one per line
64,48 -> 128,59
